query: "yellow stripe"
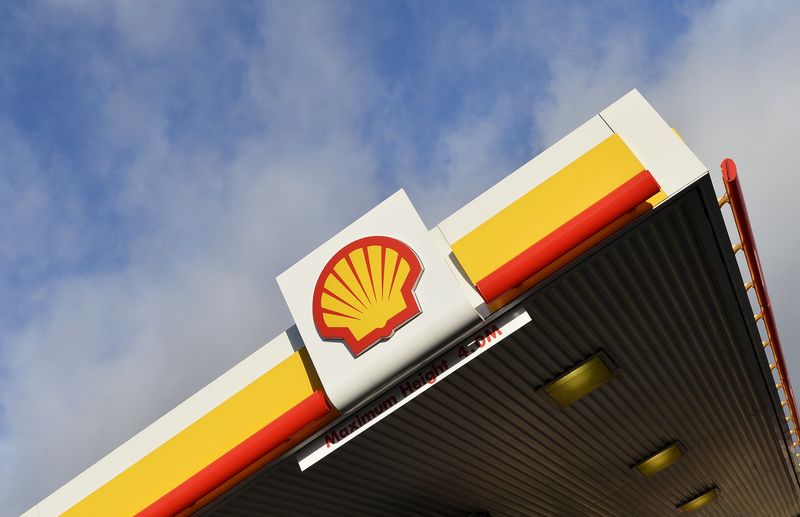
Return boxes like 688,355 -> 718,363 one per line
451,135 -> 645,284
349,249 -> 375,305
382,248 -> 398,301
368,245 -> 383,301
647,190 -> 667,206
64,351 -> 318,516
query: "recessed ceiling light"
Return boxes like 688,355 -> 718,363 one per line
677,488 -> 719,512
633,442 -> 684,477
543,354 -> 613,407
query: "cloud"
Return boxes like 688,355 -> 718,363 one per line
654,0 -> 800,387
525,0 -> 800,376
0,2 -> 387,512
3,1 -> 800,514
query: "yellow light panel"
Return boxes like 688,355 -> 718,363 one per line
543,355 -> 613,407
677,488 -> 719,512
634,442 -> 684,477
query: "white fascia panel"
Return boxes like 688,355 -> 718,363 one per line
278,190 -> 480,412
428,226 -> 489,318
27,331 -> 300,517
437,115 -> 613,245
600,89 -> 709,196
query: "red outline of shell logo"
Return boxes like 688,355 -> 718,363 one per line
312,236 -> 423,356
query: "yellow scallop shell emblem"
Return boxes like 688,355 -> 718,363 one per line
312,236 -> 423,356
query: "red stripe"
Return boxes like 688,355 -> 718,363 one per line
137,391 -> 331,517
476,170 -> 660,302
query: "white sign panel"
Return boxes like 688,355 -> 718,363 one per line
278,190 -> 481,412
296,308 -> 531,470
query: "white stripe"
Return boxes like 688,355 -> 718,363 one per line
26,329 -> 301,517
437,116 -> 612,245
296,309 -> 531,470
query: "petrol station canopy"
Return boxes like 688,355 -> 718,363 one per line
25,90 -> 800,516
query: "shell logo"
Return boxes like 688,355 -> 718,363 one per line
312,236 -> 424,356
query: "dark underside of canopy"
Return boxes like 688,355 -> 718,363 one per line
200,175 -> 800,516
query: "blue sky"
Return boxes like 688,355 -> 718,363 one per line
0,1 -> 692,333
2,1 -> 799,513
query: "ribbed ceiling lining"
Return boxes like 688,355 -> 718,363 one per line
203,177 -> 800,516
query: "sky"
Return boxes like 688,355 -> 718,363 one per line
1,1 -> 799,514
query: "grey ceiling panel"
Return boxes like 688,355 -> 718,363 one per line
202,176 -> 800,516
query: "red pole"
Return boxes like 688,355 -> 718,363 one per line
721,158 -> 798,448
